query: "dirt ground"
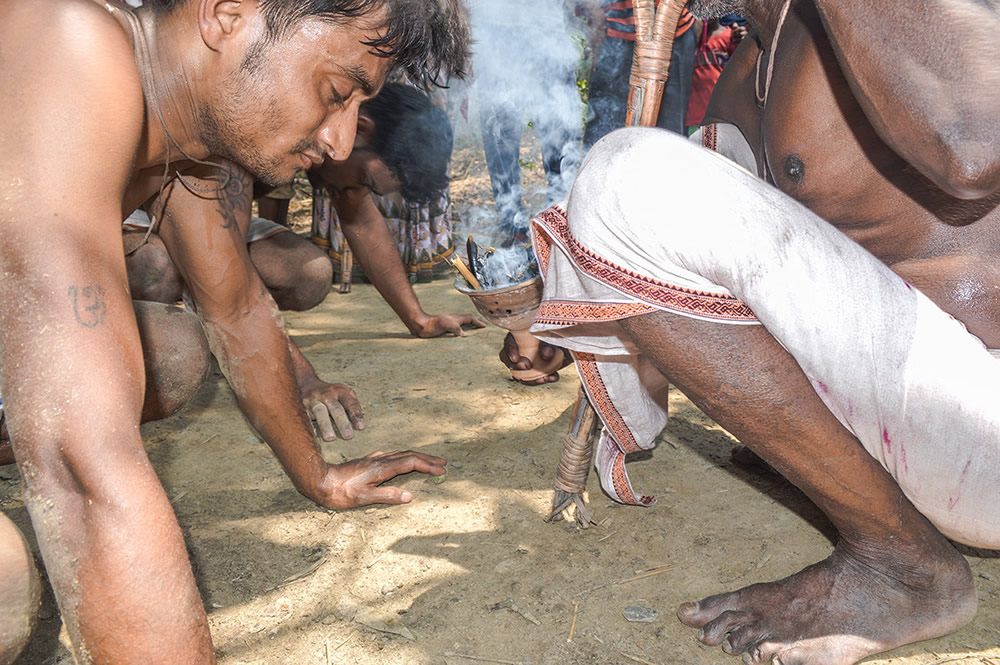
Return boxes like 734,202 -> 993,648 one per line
3,132 -> 1000,665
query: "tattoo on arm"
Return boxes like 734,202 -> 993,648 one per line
68,285 -> 107,328
215,164 -> 253,230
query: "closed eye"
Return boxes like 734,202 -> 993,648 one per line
329,86 -> 346,108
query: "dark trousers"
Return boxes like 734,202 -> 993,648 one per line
583,27 -> 696,149
479,100 -> 578,234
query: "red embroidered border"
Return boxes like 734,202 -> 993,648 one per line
575,354 -> 641,454
533,207 -> 757,323
534,300 -> 656,325
702,123 -> 718,152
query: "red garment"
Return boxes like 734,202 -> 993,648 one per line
685,26 -> 741,128
603,2 -> 694,41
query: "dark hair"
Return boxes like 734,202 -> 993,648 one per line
361,82 -> 453,204
149,0 -> 470,84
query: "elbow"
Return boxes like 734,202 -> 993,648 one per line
928,129 -> 1000,200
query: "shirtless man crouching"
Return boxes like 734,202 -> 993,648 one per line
507,0 -> 1000,663
0,0 -> 468,662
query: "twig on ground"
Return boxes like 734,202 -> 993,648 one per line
567,601 -> 580,642
443,652 -> 525,665
265,557 -> 327,592
494,599 -> 540,626
621,653 -> 659,665
575,565 -> 673,597
334,630 -> 357,651
929,656 -> 1000,665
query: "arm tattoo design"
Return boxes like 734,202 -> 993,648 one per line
68,285 -> 107,328
215,164 -> 253,231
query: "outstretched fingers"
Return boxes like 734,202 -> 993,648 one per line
356,451 -> 447,505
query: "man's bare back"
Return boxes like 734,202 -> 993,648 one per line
706,0 -> 1000,347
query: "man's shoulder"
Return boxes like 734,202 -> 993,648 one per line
3,0 -> 143,124
3,0 -> 132,47
0,0 -> 145,202
2,0 -> 140,92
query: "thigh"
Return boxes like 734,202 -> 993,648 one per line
248,229 -> 325,279
570,127 -> 1000,547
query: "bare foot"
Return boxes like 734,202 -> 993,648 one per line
677,542 -> 977,665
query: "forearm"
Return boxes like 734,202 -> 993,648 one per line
340,205 -> 429,334
815,1 -> 1000,196
199,288 -> 327,498
0,254 -> 213,664
287,336 -> 321,387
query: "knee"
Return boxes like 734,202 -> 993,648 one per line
133,301 -> 211,422
271,252 -> 333,312
570,127 -> 716,230
0,514 -> 40,665
125,238 -> 185,304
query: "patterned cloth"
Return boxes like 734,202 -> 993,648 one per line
310,186 -> 456,284
530,127 -> 1000,548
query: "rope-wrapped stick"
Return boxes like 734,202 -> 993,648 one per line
547,384 -> 602,526
626,0 -> 690,127
550,0 -> 688,526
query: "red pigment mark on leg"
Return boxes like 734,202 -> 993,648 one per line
948,460 -> 973,511
882,427 -> 892,454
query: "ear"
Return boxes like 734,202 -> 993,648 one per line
197,0 -> 250,53
356,114 -> 376,143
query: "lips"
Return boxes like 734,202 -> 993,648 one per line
300,153 -> 323,169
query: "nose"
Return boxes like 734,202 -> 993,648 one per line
317,107 -> 360,161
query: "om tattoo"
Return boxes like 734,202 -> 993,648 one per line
68,285 -> 107,328
215,163 -> 253,231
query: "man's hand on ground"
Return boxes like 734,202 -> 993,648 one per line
315,450 -> 447,509
300,377 -> 366,441
413,312 -> 487,338
499,332 -> 572,385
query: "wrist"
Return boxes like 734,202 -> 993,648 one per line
406,311 -> 433,336
295,460 -> 333,506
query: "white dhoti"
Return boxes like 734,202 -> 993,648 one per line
530,126 -> 1000,549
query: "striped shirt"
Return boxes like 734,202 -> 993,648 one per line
602,1 -> 694,41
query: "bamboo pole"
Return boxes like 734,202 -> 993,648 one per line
551,0 -> 688,525
626,0 -> 690,127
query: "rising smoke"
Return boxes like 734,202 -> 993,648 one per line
460,0 -> 587,245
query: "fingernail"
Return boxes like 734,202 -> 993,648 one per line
400,491 -> 412,503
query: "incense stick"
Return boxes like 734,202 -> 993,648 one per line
448,254 -> 482,289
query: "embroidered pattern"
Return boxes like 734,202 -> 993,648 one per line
533,206 -> 757,322
576,354 -> 641,454
535,300 -> 656,325
702,122 -> 718,152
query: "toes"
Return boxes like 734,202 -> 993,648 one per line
724,623 -> 771,659
699,609 -> 751,646
678,591 -> 739,628
677,601 -> 704,626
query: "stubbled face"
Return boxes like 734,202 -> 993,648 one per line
200,11 -> 392,186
